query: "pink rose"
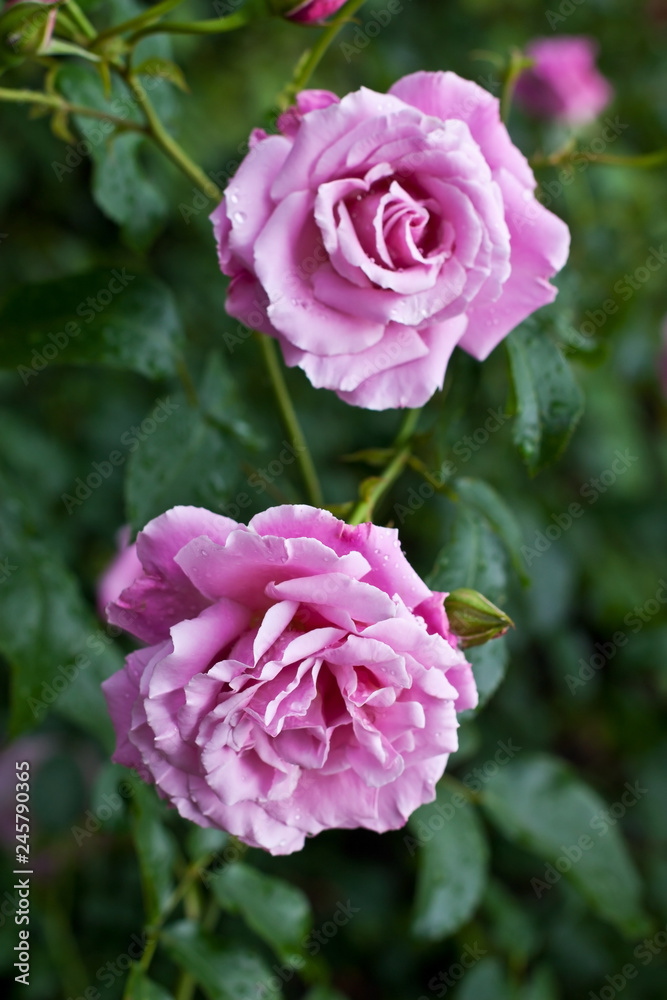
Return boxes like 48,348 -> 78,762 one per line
211,71 -> 570,410
515,36 -> 613,125
97,525 -> 142,618
101,505 -> 477,855
284,0 -> 347,23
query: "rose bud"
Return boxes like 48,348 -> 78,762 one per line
514,36 -> 613,126
444,588 -> 513,648
270,0 -> 347,24
0,0 -> 59,68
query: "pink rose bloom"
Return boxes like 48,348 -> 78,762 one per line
211,71 -> 570,410
97,526 -> 142,618
284,0 -> 346,23
101,505 -> 477,854
515,37 -> 613,125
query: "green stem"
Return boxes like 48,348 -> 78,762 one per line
54,9 -> 83,39
256,333 -> 324,508
175,973 -> 197,1000
91,0 -> 187,49
280,0 -> 368,105
124,850 -> 216,996
500,47 -> 530,124
65,0 -> 97,39
125,74 -> 222,200
0,86 -> 147,132
128,10 -> 250,44
348,408 -> 421,525
408,454 -> 456,499
531,148 -> 667,170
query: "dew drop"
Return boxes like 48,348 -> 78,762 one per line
228,191 -> 239,204
233,211 -> 246,225
200,548 -> 209,557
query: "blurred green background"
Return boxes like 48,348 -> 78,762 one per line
1,0 -> 666,998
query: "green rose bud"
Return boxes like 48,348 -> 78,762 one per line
444,588 -> 514,648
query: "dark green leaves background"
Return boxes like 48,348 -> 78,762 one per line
1,0 -> 666,998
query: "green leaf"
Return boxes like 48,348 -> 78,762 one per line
466,637 -> 509,708
57,62 -> 143,127
134,56 -> 189,93
210,862 -> 312,961
505,322 -> 584,475
131,784 -> 179,922
304,990 -> 349,1000
455,957 -> 513,1000
124,394 -> 241,531
518,965 -> 559,1000
0,270 -> 185,380
56,63 -> 169,250
409,778 -> 489,940
160,920 -> 283,1000
92,133 -> 168,253
453,477 -> 529,585
0,471 -> 119,744
482,879 -> 540,964
480,753 -> 650,937
428,506 -> 507,605
124,968 -> 174,1000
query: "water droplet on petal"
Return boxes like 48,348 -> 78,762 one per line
233,211 -> 246,225
229,190 -> 239,204
200,548 -> 209,557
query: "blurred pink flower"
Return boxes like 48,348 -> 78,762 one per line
284,0 -> 347,23
515,36 -> 613,125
